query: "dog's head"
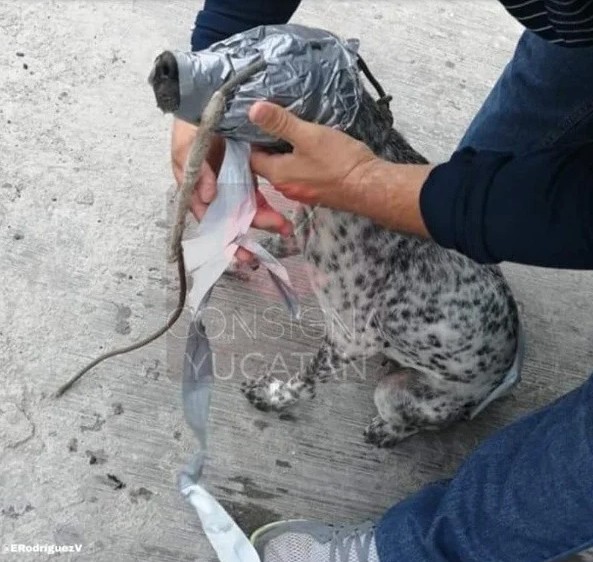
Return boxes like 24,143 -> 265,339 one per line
148,25 -> 365,146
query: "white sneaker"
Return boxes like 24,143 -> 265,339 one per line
251,519 -> 379,562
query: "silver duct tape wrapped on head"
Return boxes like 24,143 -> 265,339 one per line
152,24 -> 364,146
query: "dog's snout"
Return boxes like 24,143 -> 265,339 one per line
149,51 -> 181,113
156,51 -> 177,78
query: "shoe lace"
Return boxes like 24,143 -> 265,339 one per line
328,521 -> 376,562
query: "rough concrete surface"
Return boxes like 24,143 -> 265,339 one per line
1,1 -> 592,561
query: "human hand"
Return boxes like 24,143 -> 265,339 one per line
248,101 -> 380,210
171,118 -> 223,219
171,118 -> 293,263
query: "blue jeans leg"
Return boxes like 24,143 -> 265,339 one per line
375,30 -> 593,562
376,373 -> 593,562
459,31 -> 593,152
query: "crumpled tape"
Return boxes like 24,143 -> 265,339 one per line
183,483 -> 261,562
174,24 -> 362,146
177,139 -> 300,562
181,139 -> 300,319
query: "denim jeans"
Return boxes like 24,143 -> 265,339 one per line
375,31 -> 593,562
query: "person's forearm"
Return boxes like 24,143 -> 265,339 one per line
249,102 -> 593,270
356,146 -> 593,270
191,0 -> 301,51
351,160 -> 432,238
420,144 -> 593,269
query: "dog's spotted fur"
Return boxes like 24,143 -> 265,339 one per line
149,50 -> 520,447
241,91 -> 520,446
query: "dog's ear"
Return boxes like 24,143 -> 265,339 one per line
376,96 -> 394,129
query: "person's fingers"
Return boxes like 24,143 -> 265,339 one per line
190,189 -> 208,221
275,184 -> 317,205
235,247 -> 256,264
250,150 -> 294,184
254,187 -> 272,209
249,101 -> 310,146
171,118 -> 198,184
254,187 -> 294,236
252,207 -> 293,235
208,134 -> 226,175
197,162 -> 218,204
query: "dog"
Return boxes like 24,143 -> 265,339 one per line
150,38 -> 520,447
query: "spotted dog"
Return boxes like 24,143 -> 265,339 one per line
149,51 -> 520,447
241,91 -> 520,446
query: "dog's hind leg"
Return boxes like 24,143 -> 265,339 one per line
364,367 -> 480,447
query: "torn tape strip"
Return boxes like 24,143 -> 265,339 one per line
177,139 -> 300,561
181,139 -> 300,319
179,316 -> 261,562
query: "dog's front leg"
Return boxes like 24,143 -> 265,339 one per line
241,339 -> 354,411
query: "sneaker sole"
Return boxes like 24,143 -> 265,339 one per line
250,519 -> 309,546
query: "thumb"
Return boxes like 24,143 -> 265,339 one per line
249,101 -> 307,146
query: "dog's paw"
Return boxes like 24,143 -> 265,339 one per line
241,376 -> 303,411
241,375 -> 274,411
363,416 -> 417,448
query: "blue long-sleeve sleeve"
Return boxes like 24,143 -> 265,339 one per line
191,0 -> 300,51
420,143 -> 593,269
190,0 -> 593,52
499,0 -> 593,47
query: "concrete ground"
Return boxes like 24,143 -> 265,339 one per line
1,1 -> 592,561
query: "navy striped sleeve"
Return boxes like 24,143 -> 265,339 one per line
420,143 -> 593,269
191,0 -> 301,51
499,0 -> 593,46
